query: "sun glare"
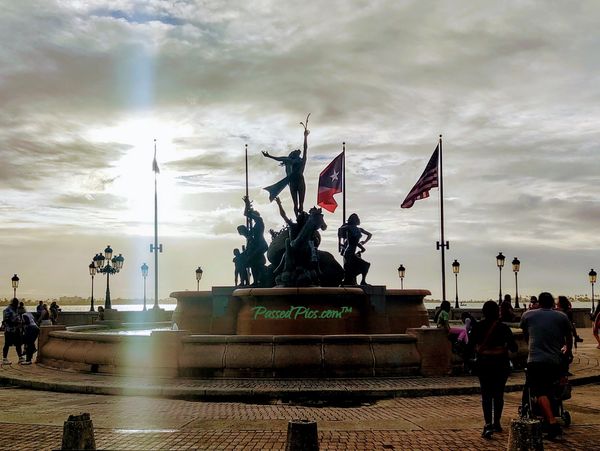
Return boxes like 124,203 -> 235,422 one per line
87,117 -> 194,235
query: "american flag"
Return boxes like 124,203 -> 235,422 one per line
401,145 -> 439,208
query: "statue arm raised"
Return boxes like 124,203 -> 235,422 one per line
275,197 -> 293,226
302,129 -> 309,163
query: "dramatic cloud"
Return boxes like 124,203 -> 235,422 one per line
1,0 -> 599,302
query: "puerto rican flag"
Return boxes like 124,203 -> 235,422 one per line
317,152 -> 344,213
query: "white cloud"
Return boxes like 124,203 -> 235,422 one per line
1,0 -> 599,302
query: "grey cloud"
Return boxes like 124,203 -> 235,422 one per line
1,1 -> 600,300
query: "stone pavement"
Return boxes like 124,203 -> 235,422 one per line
0,384 -> 599,450
0,334 -> 599,450
1,339 -> 599,401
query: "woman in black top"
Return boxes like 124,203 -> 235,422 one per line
471,300 -> 518,439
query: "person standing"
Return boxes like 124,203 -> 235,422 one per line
470,300 -> 517,438
2,298 -> 25,365
49,301 -> 60,325
520,292 -> 573,439
500,294 -> 516,322
556,296 -> 581,346
21,314 -> 39,365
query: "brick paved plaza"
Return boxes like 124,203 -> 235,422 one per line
1,336 -> 599,450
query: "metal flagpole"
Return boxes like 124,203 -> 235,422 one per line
342,142 -> 346,225
436,135 -> 449,302
245,144 -> 249,229
244,143 -> 251,285
151,139 -> 163,310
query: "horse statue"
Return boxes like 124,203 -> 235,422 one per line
274,207 -> 327,287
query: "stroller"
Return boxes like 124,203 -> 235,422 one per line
519,367 -> 572,427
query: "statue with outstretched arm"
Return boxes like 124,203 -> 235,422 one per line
262,114 -> 309,217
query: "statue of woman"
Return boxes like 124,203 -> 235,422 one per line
338,213 -> 372,285
262,114 -> 310,217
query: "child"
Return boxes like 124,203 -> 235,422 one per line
233,248 -> 249,286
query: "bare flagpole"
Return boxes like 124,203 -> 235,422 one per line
245,144 -> 249,229
436,134 -> 449,303
151,139 -> 163,310
342,142 -> 346,225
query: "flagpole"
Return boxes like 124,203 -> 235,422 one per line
342,142 -> 346,225
245,144 -> 250,230
152,139 -> 161,309
436,134 -> 449,303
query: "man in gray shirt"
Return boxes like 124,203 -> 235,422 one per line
520,292 -> 573,439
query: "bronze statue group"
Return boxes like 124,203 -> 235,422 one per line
234,115 -> 371,288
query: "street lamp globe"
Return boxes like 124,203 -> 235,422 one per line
590,269 -> 597,316
397,265 -> 405,280
452,259 -> 460,274
113,253 -> 125,270
141,263 -> 149,278
397,265 -> 405,289
94,253 -> 105,269
89,262 -> 96,276
104,245 -> 113,261
11,274 -> 19,289
496,252 -> 505,268
512,257 -> 521,308
512,257 -> 520,273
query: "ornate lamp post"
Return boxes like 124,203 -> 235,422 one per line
397,265 -> 405,289
141,263 -> 149,311
93,245 -> 124,310
11,274 -> 19,299
496,252 -> 505,304
195,266 -> 203,291
512,257 -> 521,309
589,269 -> 597,315
88,262 -> 96,312
452,259 -> 460,308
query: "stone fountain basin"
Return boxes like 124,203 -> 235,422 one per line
38,327 -> 422,378
170,286 -> 431,335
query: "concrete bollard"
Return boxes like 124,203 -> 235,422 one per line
61,413 -> 96,450
285,419 -> 319,451
507,418 -> 544,451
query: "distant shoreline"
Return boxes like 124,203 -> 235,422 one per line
0,299 -> 177,307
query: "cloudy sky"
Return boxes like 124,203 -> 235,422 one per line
1,0 -> 599,304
